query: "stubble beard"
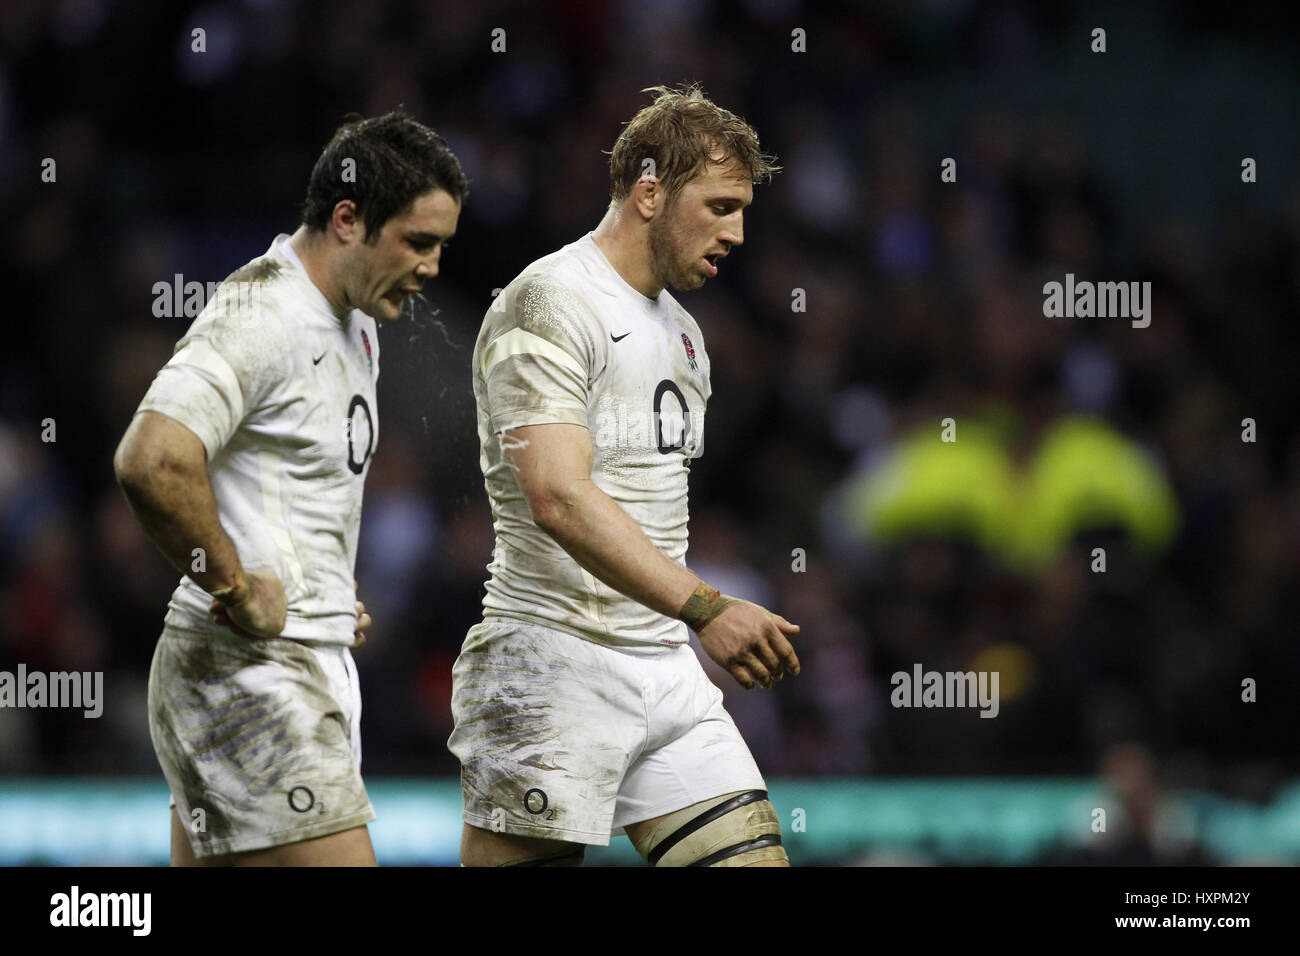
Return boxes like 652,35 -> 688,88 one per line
649,212 -> 699,294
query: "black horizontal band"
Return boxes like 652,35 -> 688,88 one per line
647,789 -> 768,865
690,833 -> 783,868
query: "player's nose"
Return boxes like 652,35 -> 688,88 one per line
721,215 -> 743,248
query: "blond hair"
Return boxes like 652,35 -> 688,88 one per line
606,84 -> 780,203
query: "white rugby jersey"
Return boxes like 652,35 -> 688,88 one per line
137,235 -> 379,645
474,232 -> 711,650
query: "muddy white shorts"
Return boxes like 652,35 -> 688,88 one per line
448,616 -> 766,845
148,623 -> 374,858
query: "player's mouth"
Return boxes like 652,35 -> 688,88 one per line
702,253 -> 725,277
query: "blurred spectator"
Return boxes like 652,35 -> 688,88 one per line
1043,741 -> 1208,865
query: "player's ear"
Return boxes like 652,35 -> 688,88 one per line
632,175 -> 660,221
331,200 -> 362,243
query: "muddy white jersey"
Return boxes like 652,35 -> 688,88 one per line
136,234 -> 379,645
473,232 -> 710,651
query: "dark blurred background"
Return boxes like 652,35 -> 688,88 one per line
3,0 -> 1300,864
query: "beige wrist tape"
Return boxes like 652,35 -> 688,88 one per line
678,582 -> 742,633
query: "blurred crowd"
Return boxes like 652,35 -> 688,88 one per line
2,0 -> 1299,848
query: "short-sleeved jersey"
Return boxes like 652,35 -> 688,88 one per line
473,232 -> 711,651
137,235 -> 379,645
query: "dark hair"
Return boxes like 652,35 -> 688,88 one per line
607,84 -> 780,204
301,108 -> 469,242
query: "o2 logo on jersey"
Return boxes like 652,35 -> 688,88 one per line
344,394 -> 374,475
654,380 -> 693,454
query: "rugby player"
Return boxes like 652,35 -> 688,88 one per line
450,85 -> 799,867
114,109 -> 465,865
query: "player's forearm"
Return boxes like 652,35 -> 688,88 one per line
115,457 -> 248,599
531,479 -> 700,619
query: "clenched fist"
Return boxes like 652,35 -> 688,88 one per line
209,569 -> 288,639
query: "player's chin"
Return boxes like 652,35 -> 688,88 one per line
368,295 -> 404,323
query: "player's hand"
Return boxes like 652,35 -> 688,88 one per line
209,570 -> 288,639
697,601 -> 800,690
352,580 -> 371,649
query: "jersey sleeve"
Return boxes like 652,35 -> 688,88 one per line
137,292 -> 289,460
479,276 -> 605,433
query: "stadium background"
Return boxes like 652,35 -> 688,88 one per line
3,0 -> 1299,865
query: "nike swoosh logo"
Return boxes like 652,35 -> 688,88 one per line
312,352 -> 326,365
611,332 -> 631,342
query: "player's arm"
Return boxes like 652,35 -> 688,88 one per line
113,410 -> 286,637
504,421 -> 799,689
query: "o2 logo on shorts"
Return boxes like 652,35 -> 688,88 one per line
523,788 -> 557,821
288,785 -> 326,815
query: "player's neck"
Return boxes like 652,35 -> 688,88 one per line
592,208 -> 661,300
289,226 -> 350,314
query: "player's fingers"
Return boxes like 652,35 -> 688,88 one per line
727,664 -> 756,690
738,652 -> 773,690
753,630 -> 785,680
769,628 -> 801,676
211,605 -> 257,640
354,600 -> 372,644
774,614 -> 801,634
